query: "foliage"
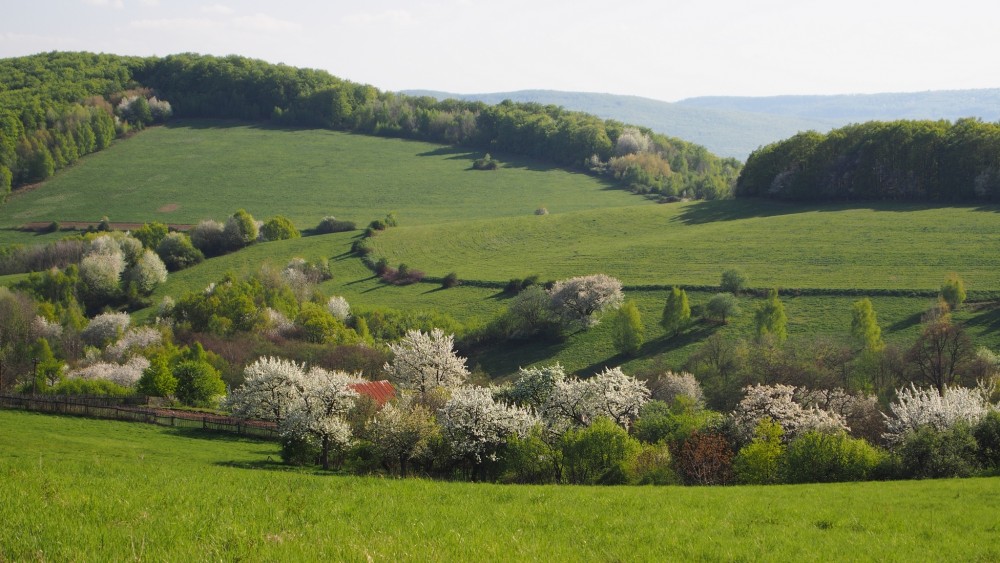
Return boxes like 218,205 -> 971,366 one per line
441,272 -> 460,289
384,329 -> 469,399
737,119 -> 1000,202
720,268 -> 748,295
47,377 -> 131,397
548,274 -> 624,331
898,423 -> 980,479
260,216 -> 300,241
81,311 -> 130,347
754,288 -> 787,343
905,318 -> 976,395
632,399 -> 722,446
611,300 -> 644,356
850,298 -> 884,352
940,274 -> 966,310
561,417 -> 642,485
674,430 -> 734,485
132,222 -> 169,250
645,371 -> 705,408
366,398 -> 439,477
326,296 -> 351,322
226,356 -> 306,424
280,367 -> 360,470
543,367 -> 650,433
188,220 -> 226,257
973,410 -> 1000,469
627,441 -> 678,485
173,359 -> 225,407
783,431 -> 885,483
703,292 -> 739,324
66,356 -> 149,388
660,286 -> 691,337
136,353 -> 177,397
733,418 -> 786,485
472,153 -> 499,170
223,209 -> 259,251
155,232 -> 204,271
315,216 -> 356,234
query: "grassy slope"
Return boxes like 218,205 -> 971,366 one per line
370,199 -> 1000,290
2,410 -> 998,561
0,120 -> 642,235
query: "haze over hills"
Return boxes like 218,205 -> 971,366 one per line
404,88 -> 1000,161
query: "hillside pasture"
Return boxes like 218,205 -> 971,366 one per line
2,410 -> 998,561
369,199 -> 1000,290
0,120 -> 645,232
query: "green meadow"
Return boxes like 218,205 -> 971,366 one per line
2,410 -> 998,562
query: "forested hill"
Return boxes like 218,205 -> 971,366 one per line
0,52 -> 739,203
736,119 -> 1000,201
404,89 -> 833,160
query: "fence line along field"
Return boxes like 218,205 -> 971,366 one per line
2,410 -> 998,561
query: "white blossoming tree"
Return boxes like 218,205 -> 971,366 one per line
281,367 -> 361,470
384,329 -> 469,399
883,383 -> 996,444
543,367 -> 649,435
226,357 -> 307,424
731,384 -> 848,443
548,274 -> 624,331
438,386 -> 538,476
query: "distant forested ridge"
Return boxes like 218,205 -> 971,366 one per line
736,119 -> 1000,201
0,52 -> 740,203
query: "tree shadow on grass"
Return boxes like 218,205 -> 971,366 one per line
467,338 -> 570,379
163,427 -> 275,444
574,324 -> 720,378
889,312 -> 923,332
962,303 -> 1000,332
214,459 -> 291,472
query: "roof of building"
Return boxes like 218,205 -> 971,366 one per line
349,380 -> 396,407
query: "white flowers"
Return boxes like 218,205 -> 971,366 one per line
883,383 -> 996,444
731,384 -> 848,442
384,329 -> 469,397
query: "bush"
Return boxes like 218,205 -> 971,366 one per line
783,431 -> 884,483
281,436 -> 320,466
155,232 -> 204,271
733,418 -> 785,485
705,292 -> 740,323
974,410 -> 1000,469
627,442 -> 678,485
674,430 -> 734,485
500,427 -> 559,484
560,417 -> 642,485
174,360 -> 225,407
720,268 -> 748,294
224,209 -> 258,250
48,378 -> 132,398
899,423 -> 980,479
472,153 -> 499,170
316,216 -> 356,234
442,272 -> 459,289
261,216 -> 300,241
188,220 -> 226,257
133,222 -> 169,250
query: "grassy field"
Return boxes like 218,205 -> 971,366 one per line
369,199 -> 1000,290
0,120 -> 642,238
2,410 -> 998,561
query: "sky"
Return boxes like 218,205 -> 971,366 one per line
2,0 -> 999,102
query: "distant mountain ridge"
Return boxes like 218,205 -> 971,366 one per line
403,88 -> 1000,161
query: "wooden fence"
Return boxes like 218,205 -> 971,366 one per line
0,394 -> 280,440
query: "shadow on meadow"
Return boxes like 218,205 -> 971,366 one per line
674,198 -> 1000,226
575,323 -> 719,378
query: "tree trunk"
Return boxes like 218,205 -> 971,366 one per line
321,436 -> 330,470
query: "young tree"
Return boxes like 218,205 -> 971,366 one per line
438,386 -> 537,475
384,329 -> 469,400
227,356 -> 306,424
611,300 -> 644,356
548,274 -> 624,331
720,268 -> 748,295
850,298 -> 884,352
940,274 -> 967,310
174,359 -> 225,407
260,215 -> 300,241
706,292 -> 740,324
905,317 -> 974,395
137,353 -> 178,398
660,286 -> 691,337
365,397 -> 438,477
754,288 -> 787,343
155,232 -> 204,271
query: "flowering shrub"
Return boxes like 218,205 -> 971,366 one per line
438,386 -> 537,464
731,384 -> 847,444
883,383 -> 995,444
647,371 -> 705,408
548,274 -> 624,330
543,367 -> 649,434
105,326 -> 162,361
67,355 -> 150,387
326,296 -> 351,322
81,312 -> 131,347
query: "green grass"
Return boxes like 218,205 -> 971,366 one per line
2,410 -> 998,561
0,120 -> 644,234
370,199 -> 1000,290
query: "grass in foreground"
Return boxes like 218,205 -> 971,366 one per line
2,410 -> 998,561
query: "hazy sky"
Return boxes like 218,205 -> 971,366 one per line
2,0 -> 998,101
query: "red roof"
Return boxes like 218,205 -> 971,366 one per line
350,380 -> 396,407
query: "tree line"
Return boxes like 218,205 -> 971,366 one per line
737,119 -> 1000,201
0,51 -> 740,203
